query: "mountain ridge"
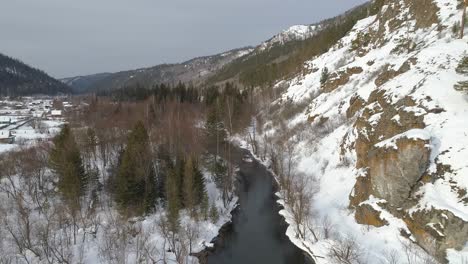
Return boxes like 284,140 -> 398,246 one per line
61,47 -> 254,93
0,53 -> 70,96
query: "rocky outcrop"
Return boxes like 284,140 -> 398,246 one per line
322,67 -> 363,93
405,210 -> 468,262
374,59 -> 414,87
369,137 -> 430,206
351,90 -> 426,170
405,0 -> 440,29
344,84 -> 468,262
346,95 -> 366,119
355,203 -> 388,227
349,90 -> 429,208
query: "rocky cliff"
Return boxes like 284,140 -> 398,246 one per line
252,0 -> 468,263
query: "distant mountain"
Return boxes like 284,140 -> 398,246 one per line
62,48 -> 253,93
62,72 -> 112,94
0,53 -> 70,96
62,2 -> 374,94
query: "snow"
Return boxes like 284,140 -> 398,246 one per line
259,24 -> 320,51
412,180 -> 468,222
246,0 -> 468,262
374,128 -> 431,150
0,144 -> 237,264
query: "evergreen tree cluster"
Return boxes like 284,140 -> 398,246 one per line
165,154 -> 208,229
115,121 -> 157,215
50,121 -> 211,221
100,82 -> 201,103
111,122 -> 209,219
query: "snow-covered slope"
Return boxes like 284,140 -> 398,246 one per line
252,0 -> 468,263
259,24 -> 321,51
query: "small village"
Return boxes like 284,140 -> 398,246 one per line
0,97 -> 70,153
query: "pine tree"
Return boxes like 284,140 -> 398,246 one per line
166,168 -> 181,232
175,155 -> 185,207
115,121 -> 157,215
320,67 -> 329,86
49,124 -> 87,209
192,159 -> 206,206
205,102 -> 226,151
183,156 -> 196,217
461,0 -> 467,38
205,101 -> 227,195
209,203 -> 219,224
213,159 -> 227,192
200,191 -> 209,221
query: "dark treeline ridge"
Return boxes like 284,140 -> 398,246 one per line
97,81 -> 250,108
97,82 -> 202,103
208,0 -> 384,88
0,53 -> 70,96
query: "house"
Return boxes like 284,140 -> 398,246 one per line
51,110 -> 62,117
0,116 -> 11,125
0,130 -> 15,144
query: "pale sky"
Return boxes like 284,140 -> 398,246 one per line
0,0 -> 367,78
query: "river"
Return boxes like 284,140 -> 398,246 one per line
205,149 -> 312,264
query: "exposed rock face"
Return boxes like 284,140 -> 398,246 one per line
346,95 -> 366,119
374,60 -> 413,87
321,67 -> 363,93
355,203 -> 388,227
405,0 -> 440,29
349,90 -> 429,208
368,138 -> 430,206
406,210 -> 468,262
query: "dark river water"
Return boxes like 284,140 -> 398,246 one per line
207,150 -> 311,264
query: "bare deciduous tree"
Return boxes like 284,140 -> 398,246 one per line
328,236 -> 363,264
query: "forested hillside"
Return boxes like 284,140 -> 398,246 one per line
62,73 -> 112,94
0,53 -> 69,96
62,48 -> 253,94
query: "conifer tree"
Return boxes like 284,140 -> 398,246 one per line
174,155 -> 185,206
49,124 -> 87,209
200,191 -> 209,221
115,121 -> 157,215
183,156 -> 196,216
209,203 -> 219,224
183,156 -> 207,218
192,159 -> 206,205
205,101 -> 226,151
461,0 -> 467,38
166,168 -> 181,232
320,67 -> 329,86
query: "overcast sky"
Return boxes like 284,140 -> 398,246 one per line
0,0 -> 367,78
